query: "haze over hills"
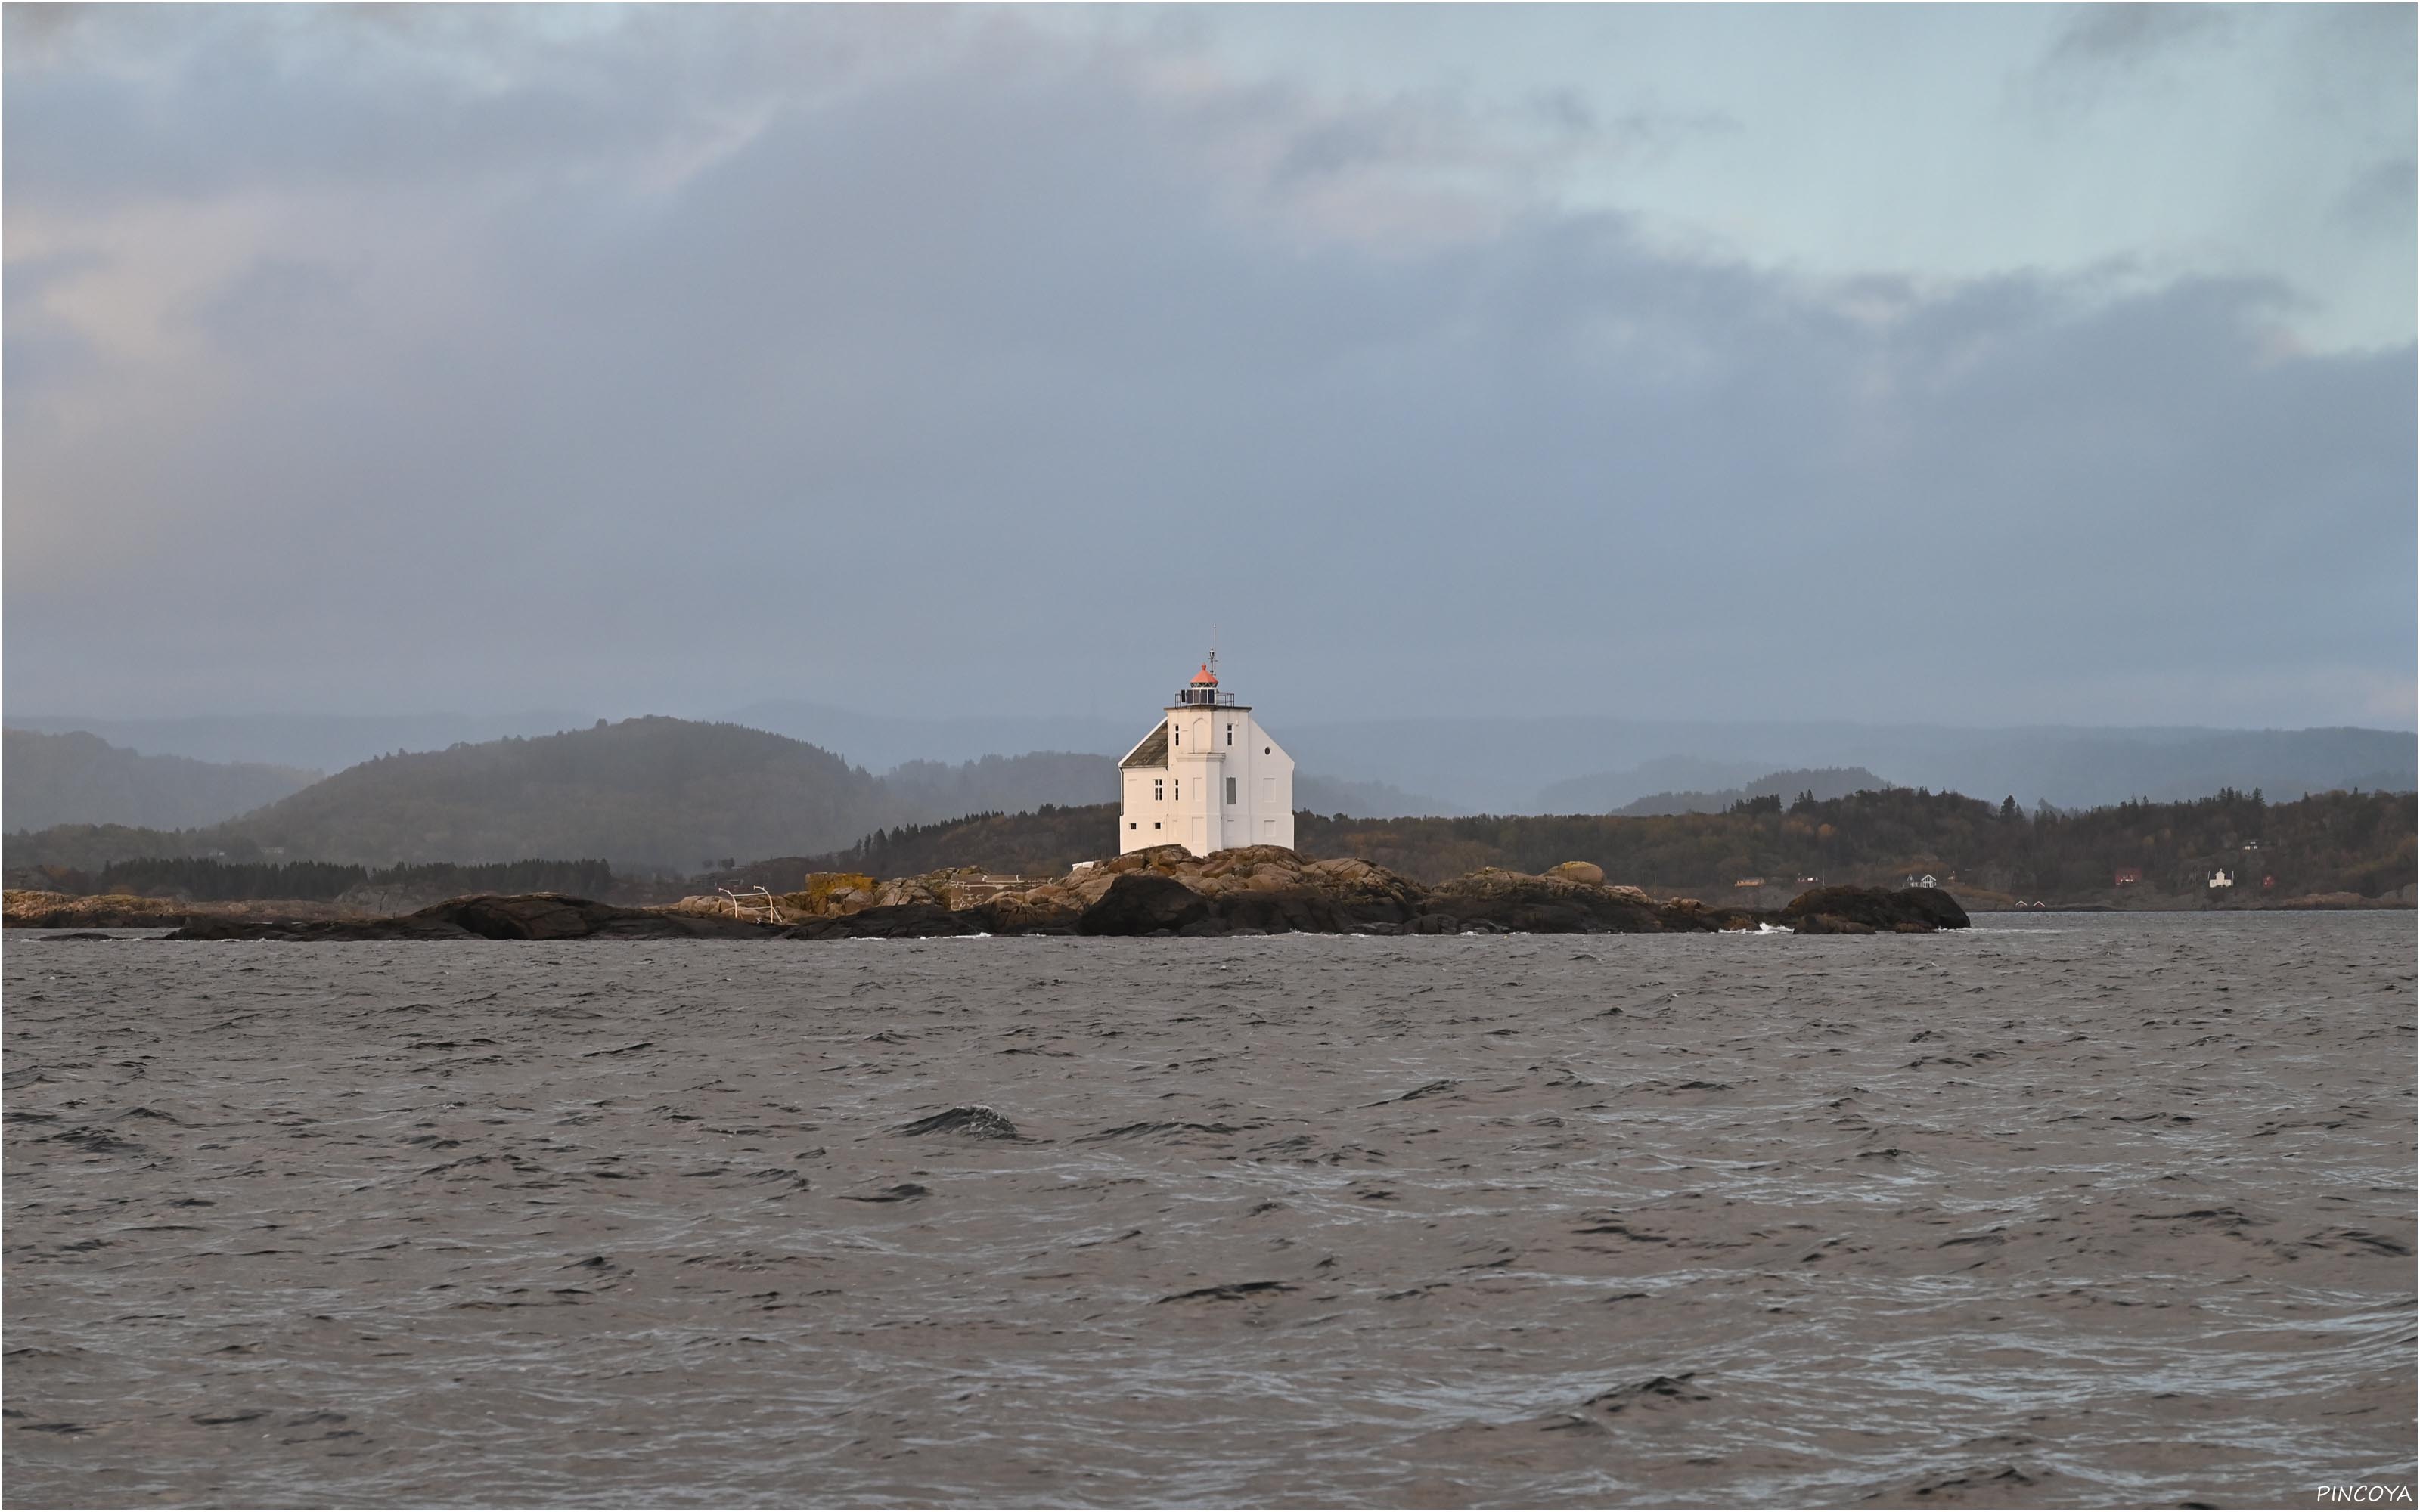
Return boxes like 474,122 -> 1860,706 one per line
1282,720 -> 2417,813
8,720 -> 904,872
722,711 -> 2413,814
3,724 -> 1460,868
194,718 -> 889,871
1535,756 -> 1784,814
724,702 -> 1137,774
1611,767 -> 1894,819
9,714 -> 2414,898
7,708 -> 2409,842
5,712 -> 594,773
2,730 -> 320,831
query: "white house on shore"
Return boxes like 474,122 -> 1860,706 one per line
1118,654 -> 1294,857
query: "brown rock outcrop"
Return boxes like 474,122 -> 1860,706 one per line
5,891 -> 186,928
1781,885 -> 1969,934
1419,869 -> 1757,934
1076,872 -> 1214,935
167,893 -> 781,942
787,903 -> 982,940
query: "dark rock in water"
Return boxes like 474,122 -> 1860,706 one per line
837,1183 -> 929,1203
1891,886 -> 1972,930
448,894 -> 765,940
1789,913 -> 1879,936
1422,871 -> 1692,935
895,1105 -> 1021,1140
1780,885 -> 1969,933
1156,1280 -> 1296,1303
39,931 -> 120,942
787,903 -> 982,940
1204,890 -> 1298,933
1077,872 -> 1210,936
166,894 -> 779,942
1584,1372 -> 1712,1413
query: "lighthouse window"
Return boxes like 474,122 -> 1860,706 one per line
1153,779 -> 1163,801
1225,776 -> 1237,805
1172,725 -> 1180,747
1263,746 -> 1270,755
1174,779 -> 1181,801
1226,723 -> 1233,746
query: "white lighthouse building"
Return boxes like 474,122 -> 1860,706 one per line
1118,653 -> 1295,857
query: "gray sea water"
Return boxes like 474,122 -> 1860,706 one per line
5,913 -> 2414,1507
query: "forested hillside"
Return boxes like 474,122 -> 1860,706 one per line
790,787 -> 2413,901
1303,787 -> 2411,899
222,718 -> 894,869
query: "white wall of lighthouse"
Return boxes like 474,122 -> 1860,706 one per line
1117,663 -> 1294,857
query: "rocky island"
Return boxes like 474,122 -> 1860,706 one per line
144,845 -> 1967,941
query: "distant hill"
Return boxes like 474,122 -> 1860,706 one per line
1296,773 -> 1461,818
1286,720 -> 2417,814
15,707 -> 2409,815
4,711 -> 594,772
1534,755 -> 1776,813
1613,767 -> 1891,818
11,712 -> 2409,879
4,719 -> 890,872
724,700 -> 1137,772
213,717 -> 892,871
4,729 -> 318,830
876,753 -> 1450,822
880,751 -> 1118,819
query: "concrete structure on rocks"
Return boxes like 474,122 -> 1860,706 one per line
1117,652 -> 1294,857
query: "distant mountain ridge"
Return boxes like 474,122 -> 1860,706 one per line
3,729 -> 319,831
2,717 -> 1455,873
6,708 -> 2409,838
1612,767 -> 1892,818
1289,720 -> 2418,814
196,717 -> 886,870
5,711 -> 594,773
1535,755 -> 1779,814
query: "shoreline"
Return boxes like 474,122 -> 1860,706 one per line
7,888 -> 2406,934
34,850 -> 1981,940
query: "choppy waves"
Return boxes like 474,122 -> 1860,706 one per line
5,916 -> 2414,1506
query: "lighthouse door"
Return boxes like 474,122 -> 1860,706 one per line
1189,815 -> 1208,853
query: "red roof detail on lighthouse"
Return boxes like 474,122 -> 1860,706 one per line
1190,663 -> 1218,686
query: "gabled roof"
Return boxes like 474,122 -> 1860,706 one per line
1119,720 -> 1170,769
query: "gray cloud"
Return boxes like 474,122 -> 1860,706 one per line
2337,154 -> 2418,236
2042,4 -> 2235,73
5,8 -> 2412,730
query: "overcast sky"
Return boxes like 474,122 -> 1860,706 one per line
6,4 -> 2413,729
